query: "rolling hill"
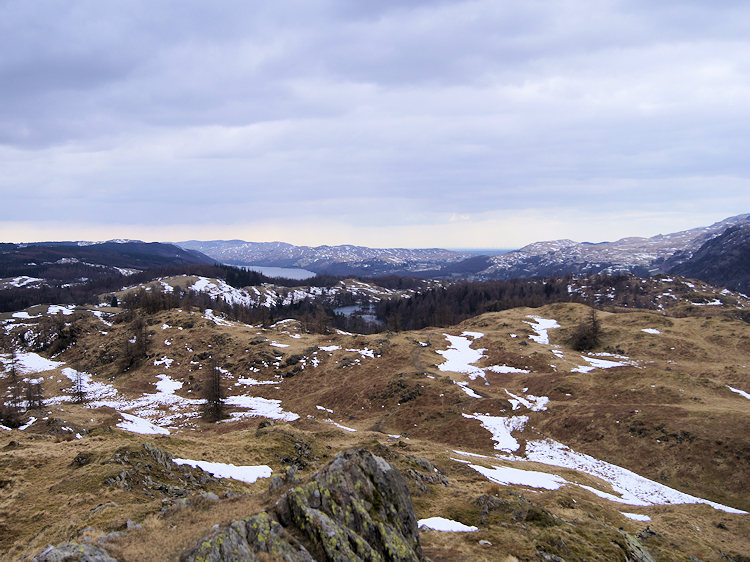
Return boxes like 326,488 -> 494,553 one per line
2,271 -> 749,560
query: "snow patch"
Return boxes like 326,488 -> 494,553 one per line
172,458 -> 272,483
524,316 -> 560,345
154,356 -> 174,369
12,311 -> 39,319
456,382 -> 482,398
572,355 -> 631,373
727,386 -> 750,400
505,389 -> 549,411
463,413 -> 528,452
326,420 -> 357,432
237,377 -> 277,386
224,395 -> 299,421
469,463 -> 566,490
117,413 -> 170,435
485,365 -> 530,374
18,416 -> 37,430
47,305 -> 74,315
8,352 -> 64,374
437,333 -> 486,380
621,512 -> 651,522
418,517 -> 477,532
523,439 -> 747,513
204,309 -> 233,326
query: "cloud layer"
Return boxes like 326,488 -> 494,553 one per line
2,1 -> 749,247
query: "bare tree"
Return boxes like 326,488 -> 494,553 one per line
25,380 -> 44,410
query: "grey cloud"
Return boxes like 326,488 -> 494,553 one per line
1,0 -> 749,243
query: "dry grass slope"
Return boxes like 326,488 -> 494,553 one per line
1,285 -> 749,560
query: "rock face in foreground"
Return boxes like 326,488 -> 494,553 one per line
34,542 -> 118,562
183,448 -> 424,561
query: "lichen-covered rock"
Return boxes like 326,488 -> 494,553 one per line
621,532 -> 655,562
185,511 -> 313,561
33,542 -> 118,562
103,442 -> 217,497
182,448 -> 425,561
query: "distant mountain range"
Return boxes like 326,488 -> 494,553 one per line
176,240 -> 474,277
2,215 -> 748,293
176,213 -> 750,290
0,241 -> 213,281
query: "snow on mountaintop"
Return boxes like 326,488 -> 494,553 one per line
176,239 -> 472,273
175,214 -> 750,283
481,213 -> 750,279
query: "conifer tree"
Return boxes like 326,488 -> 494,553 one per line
569,307 -> 601,351
72,370 -> 86,403
202,356 -> 225,422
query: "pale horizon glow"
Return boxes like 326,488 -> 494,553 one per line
2,2 -> 749,248
0,208 -> 738,250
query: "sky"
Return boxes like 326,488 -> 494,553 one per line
1,0 -> 749,249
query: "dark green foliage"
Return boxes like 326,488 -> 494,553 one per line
1,353 -> 23,427
39,314 -> 82,355
119,317 -> 148,372
202,357 -> 225,422
569,308 -> 601,351
373,276 -> 583,332
0,403 -> 22,428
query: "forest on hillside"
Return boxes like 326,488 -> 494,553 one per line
1,258 -> 681,335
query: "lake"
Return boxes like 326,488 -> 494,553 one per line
334,304 -> 382,325
234,265 -> 317,280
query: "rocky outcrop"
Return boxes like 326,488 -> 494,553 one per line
103,442 -> 218,498
182,448 -> 425,561
33,542 -> 118,562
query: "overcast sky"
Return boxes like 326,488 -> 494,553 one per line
2,1 -> 749,248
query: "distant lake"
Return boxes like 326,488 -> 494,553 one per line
334,304 -> 382,325
234,265 -> 317,280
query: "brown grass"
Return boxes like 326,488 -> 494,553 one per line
3,300 -> 750,560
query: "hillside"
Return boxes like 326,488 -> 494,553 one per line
478,214 -> 750,281
0,241 -> 214,282
1,273 -> 749,560
669,224 -> 750,294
